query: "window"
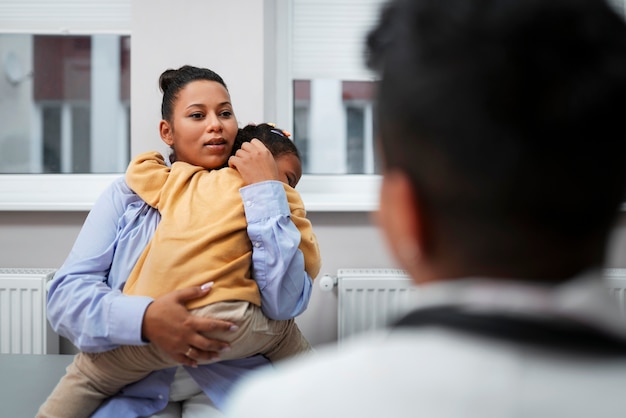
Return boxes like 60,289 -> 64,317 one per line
0,0 -> 131,210
293,80 -> 378,174
288,0 -> 626,177
288,0 -> 385,176
0,34 -> 130,174
0,0 -> 131,174
0,0 -> 383,211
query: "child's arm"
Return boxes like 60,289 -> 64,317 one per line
125,151 -> 170,208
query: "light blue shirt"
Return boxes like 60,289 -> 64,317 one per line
47,176 -> 313,416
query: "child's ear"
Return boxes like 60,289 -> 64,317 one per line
160,120 -> 174,146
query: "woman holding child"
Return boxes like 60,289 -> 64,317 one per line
40,65 -> 317,418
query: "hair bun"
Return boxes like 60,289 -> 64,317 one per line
159,69 -> 178,93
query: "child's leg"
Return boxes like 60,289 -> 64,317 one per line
257,315 -> 313,363
192,302 -> 312,364
36,343 -> 178,418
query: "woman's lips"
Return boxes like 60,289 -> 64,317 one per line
201,141 -> 228,154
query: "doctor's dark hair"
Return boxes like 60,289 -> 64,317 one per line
159,65 -> 228,122
366,0 -> 626,278
234,123 -> 301,160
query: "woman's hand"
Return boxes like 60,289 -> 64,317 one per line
229,138 -> 280,185
141,285 -> 235,367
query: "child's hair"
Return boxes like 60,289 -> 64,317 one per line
234,123 -> 301,160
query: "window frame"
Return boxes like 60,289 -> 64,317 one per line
0,0 -> 382,212
0,173 -> 381,211
269,0 -> 382,212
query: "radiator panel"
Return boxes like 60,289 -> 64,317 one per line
336,268 -> 626,344
337,268 -> 419,343
0,268 -> 58,354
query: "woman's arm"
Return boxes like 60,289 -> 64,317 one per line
229,139 -> 315,320
283,184 -> 322,279
240,181 -> 314,320
47,177 -> 155,351
47,177 -> 234,363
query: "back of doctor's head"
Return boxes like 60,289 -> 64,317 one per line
366,0 -> 626,278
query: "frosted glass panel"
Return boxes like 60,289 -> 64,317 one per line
0,34 -> 130,174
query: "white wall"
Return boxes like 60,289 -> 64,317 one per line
130,0 -> 268,156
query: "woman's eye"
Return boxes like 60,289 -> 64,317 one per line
220,110 -> 233,118
190,112 -> 204,119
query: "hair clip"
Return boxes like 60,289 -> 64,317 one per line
270,129 -> 292,138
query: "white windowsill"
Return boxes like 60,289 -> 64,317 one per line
0,174 -> 381,212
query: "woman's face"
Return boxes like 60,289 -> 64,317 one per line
161,80 -> 238,169
275,153 -> 302,188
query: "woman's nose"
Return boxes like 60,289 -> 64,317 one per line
206,114 -> 223,132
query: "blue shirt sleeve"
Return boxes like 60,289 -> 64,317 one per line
240,180 -> 313,320
47,177 -> 157,351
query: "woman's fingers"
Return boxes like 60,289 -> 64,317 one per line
172,282 -> 212,304
185,315 -> 235,359
142,284 -> 237,365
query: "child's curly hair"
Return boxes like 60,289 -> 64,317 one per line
234,123 -> 301,160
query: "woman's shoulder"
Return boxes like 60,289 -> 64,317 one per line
109,175 -> 139,200
92,176 -> 145,214
88,175 -> 158,233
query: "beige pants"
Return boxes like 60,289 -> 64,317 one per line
36,301 -> 311,418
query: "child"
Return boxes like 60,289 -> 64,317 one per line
123,122 -> 319,315
38,123 -> 320,418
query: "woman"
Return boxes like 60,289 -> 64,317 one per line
44,65 -> 313,417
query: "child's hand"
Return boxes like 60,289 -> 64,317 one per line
228,138 -> 280,185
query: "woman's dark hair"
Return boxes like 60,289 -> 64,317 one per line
234,123 -> 301,160
159,65 -> 227,122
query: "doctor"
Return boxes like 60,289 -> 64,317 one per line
225,0 -> 626,416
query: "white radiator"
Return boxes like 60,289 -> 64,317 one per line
0,268 -> 58,354
321,268 -> 626,344
320,268 -> 419,343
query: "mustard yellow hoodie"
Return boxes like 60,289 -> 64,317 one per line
123,151 -> 321,310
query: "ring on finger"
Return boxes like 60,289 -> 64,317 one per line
186,347 -> 193,357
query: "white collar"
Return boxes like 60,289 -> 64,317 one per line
414,270 -> 626,337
